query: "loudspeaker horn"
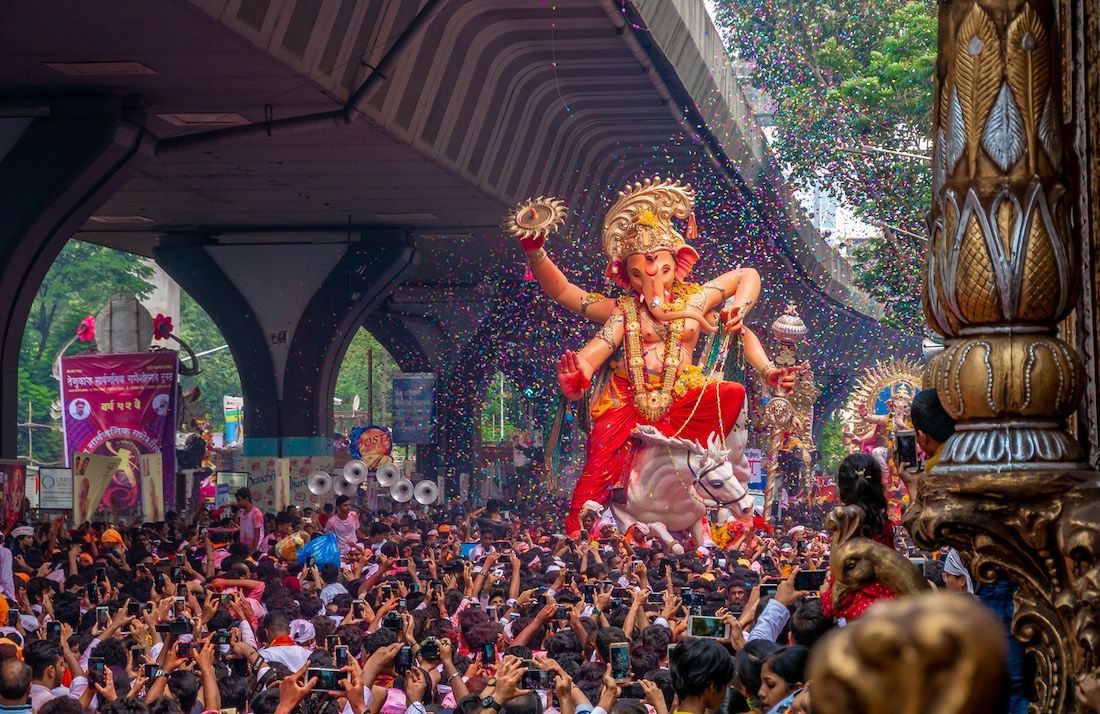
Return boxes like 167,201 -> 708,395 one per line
333,475 -> 359,497
307,471 -> 333,495
390,478 -> 414,503
413,480 -> 439,505
342,459 -> 368,484
376,462 -> 401,487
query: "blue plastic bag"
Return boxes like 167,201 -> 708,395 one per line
296,531 -> 341,568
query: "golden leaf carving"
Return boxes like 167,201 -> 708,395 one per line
1006,4 -> 1049,175
938,76 -> 951,137
1019,213 -> 1058,320
955,4 -> 1002,176
941,198 -> 964,331
956,212 -> 1002,324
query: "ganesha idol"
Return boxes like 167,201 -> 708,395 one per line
507,178 -> 798,545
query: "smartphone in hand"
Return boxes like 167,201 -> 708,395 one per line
609,642 -> 631,683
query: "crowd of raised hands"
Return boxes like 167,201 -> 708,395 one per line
0,497 -> 839,714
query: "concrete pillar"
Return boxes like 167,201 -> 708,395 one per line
153,231 -> 417,459
0,104 -> 154,457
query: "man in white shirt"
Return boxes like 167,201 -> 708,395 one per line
0,528 -> 19,602
25,639 -> 84,713
257,611 -> 313,671
317,563 -> 349,605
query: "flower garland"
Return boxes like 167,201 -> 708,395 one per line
620,282 -> 700,421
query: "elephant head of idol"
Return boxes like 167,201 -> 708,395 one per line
603,177 -> 716,332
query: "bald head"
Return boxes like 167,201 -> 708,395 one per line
0,658 -> 31,703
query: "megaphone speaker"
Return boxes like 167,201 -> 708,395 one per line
333,475 -> 359,497
413,480 -> 439,505
307,471 -> 333,496
376,463 -> 401,487
342,459 -> 368,484
390,478 -> 414,503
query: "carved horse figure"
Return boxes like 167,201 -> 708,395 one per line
611,425 -> 754,553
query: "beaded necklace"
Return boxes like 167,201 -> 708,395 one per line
621,284 -> 697,421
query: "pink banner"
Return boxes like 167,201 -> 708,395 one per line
60,351 -> 177,515
0,460 -> 27,530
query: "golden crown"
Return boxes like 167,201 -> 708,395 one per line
602,177 -> 694,261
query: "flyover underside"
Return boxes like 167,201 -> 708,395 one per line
0,0 -> 914,466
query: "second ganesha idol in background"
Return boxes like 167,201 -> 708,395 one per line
506,177 -> 801,547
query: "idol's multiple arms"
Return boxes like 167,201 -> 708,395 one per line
702,267 -> 761,333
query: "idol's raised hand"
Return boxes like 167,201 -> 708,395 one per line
557,350 -> 593,400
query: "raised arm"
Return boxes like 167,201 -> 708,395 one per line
505,199 -> 618,324
741,326 -> 803,393
524,245 -> 617,323
702,267 -> 761,333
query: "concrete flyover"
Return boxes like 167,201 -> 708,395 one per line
0,0 -> 918,473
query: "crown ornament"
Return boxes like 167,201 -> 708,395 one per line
602,177 -> 695,262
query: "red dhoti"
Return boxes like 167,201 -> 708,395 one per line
565,371 -> 745,535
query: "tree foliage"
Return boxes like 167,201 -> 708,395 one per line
18,241 -> 156,464
817,416 -> 846,475
176,292 -> 242,431
334,329 -> 401,427
712,0 -> 935,330
480,372 -> 525,444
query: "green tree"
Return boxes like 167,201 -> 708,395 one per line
712,0 -> 935,329
480,372 -> 524,444
817,416 -> 846,474
18,240 -> 156,464
335,329 -> 401,426
175,292 -> 242,432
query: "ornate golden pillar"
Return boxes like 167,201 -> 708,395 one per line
761,304 -> 818,521
909,0 -> 1100,710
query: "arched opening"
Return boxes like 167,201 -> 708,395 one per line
333,327 -> 412,465
17,239 -> 242,467
479,370 -> 527,446
176,292 -> 243,445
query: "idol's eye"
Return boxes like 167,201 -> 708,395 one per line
662,265 -> 670,273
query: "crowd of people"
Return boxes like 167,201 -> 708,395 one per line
0,390 -> 1079,714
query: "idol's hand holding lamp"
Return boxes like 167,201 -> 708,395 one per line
505,196 -> 567,255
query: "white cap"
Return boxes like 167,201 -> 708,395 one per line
289,619 -> 316,644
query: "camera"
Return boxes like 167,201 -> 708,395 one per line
88,657 -> 106,686
609,643 -> 631,683
419,638 -> 440,661
394,645 -> 413,674
521,663 -> 550,690
213,630 -> 232,645
382,612 -> 402,632
155,618 -> 192,635
46,622 -> 62,642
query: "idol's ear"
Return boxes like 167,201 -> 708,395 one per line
675,245 -> 700,281
605,259 -> 630,289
